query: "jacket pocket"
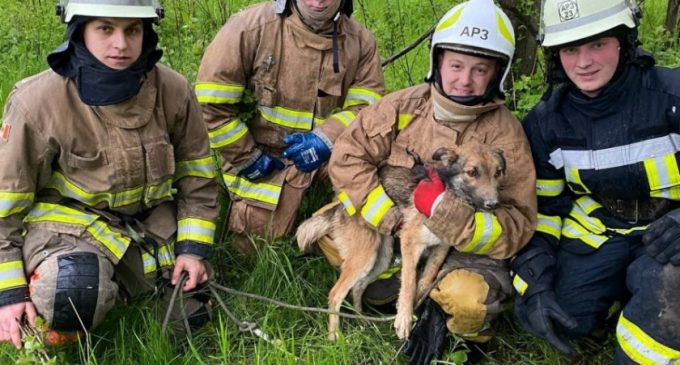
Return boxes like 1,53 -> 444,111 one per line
145,141 -> 175,181
253,78 -> 278,107
65,149 -> 108,170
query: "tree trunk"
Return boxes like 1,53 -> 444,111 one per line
665,0 -> 680,36
497,0 -> 541,77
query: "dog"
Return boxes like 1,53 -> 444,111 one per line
296,141 -> 506,340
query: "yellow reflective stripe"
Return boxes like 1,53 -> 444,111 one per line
512,275 -> 528,296
47,171 -> 143,208
258,105 -> 314,130
195,82 -> 244,104
375,264 -> 401,280
537,213 -> 562,239
343,87 -> 381,108
461,212 -> 502,254
177,218 -> 216,244
86,220 -> 131,260
144,179 -> 174,205
142,245 -> 176,274
536,179 -> 565,197
330,110 -> 356,127
569,197 -> 606,234
565,167 -> 591,194
435,5 -> 465,32
651,186 -> 680,200
175,156 -> 216,180
337,191 -> 356,216
0,261 -> 26,290
561,218 -> 608,249
24,202 -> 97,226
360,185 -> 395,228
222,173 -> 282,206
0,192 -> 34,217
398,113 -> 414,130
617,313 -> 680,365
25,203 -> 130,260
496,11 -> 515,46
208,118 -> 249,149
645,154 -> 680,201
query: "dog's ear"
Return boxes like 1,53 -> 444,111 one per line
406,148 -> 423,165
494,148 -> 506,174
432,147 -> 459,165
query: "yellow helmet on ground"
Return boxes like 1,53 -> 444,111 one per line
56,0 -> 164,23
427,0 -> 515,93
538,0 -> 640,48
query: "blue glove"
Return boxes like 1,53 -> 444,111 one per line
642,208 -> 680,265
239,152 -> 284,180
282,132 -> 331,172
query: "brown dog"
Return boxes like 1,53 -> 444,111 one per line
296,141 -> 506,340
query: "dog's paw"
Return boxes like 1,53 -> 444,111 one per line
328,331 -> 338,342
394,313 -> 412,340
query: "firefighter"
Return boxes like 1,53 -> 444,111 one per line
0,0 -> 218,348
325,0 -> 536,363
195,0 -> 384,253
513,0 -> 680,362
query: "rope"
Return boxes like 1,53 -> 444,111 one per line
208,281 -> 395,322
381,25 -> 435,68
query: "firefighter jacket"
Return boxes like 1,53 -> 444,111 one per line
329,83 -> 537,260
196,3 -> 384,211
0,65 -> 219,306
512,59 -> 680,297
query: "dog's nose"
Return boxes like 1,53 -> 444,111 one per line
484,200 -> 499,210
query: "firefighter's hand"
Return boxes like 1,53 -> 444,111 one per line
515,290 -> 577,357
642,208 -> 680,265
172,255 -> 208,292
239,152 -> 285,181
282,132 -> 331,172
0,301 -> 36,349
404,298 -> 448,365
413,167 -> 445,217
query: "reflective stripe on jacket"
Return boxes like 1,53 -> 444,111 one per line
196,3 -> 384,210
329,83 -> 537,260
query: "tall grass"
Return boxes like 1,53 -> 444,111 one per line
1,0 -> 678,364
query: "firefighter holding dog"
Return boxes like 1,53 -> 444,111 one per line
0,0 -> 218,347
195,0 -> 384,253
322,0 -> 536,363
513,0 -> 680,362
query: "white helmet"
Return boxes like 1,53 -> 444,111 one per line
56,0 -> 164,24
539,0 -> 640,48
427,0 -> 515,93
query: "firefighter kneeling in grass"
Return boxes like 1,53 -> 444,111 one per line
310,1 -> 537,364
0,0 -> 218,347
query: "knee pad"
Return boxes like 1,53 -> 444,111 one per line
429,269 -> 491,338
30,252 -> 117,331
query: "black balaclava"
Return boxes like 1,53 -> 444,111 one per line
47,16 -> 163,106
430,47 -> 505,106
542,26 -> 653,100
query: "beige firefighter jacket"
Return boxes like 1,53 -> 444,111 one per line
0,65 -> 219,306
329,84 -> 537,260
196,3 -> 384,210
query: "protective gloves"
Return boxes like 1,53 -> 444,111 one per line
404,298 -> 448,365
413,167 -> 445,217
282,132 -> 332,172
515,290 -> 578,357
239,152 -> 284,180
642,208 -> 680,265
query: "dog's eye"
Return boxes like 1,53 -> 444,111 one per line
494,168 -> 503,178
466,168 -> 479,178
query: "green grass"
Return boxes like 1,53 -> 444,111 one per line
1,0 -> 679,363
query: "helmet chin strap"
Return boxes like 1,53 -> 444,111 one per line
432,67 -> 503,106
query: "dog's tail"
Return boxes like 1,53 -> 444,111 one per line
295,214 -> 333,253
